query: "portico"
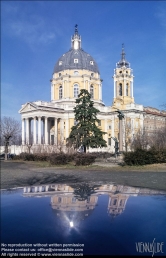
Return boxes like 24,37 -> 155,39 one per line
19,101 -> 66,146
21,116 -> 59,145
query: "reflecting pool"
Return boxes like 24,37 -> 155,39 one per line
1,183 -> 166,256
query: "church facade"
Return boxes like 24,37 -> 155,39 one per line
19,26 -> 166,153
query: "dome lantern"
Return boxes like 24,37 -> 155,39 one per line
71,24 -> 81,50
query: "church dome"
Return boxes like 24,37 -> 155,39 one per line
53,26 -> 100,74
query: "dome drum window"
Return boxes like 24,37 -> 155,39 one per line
90,85 -> 94,99
74,71 -> 79,75
59,86 -> 63,99
74,84 -> 79,98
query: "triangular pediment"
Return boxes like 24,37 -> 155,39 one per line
19,102 -> 38,113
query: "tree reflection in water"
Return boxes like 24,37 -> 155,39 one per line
72,183 -> 100,201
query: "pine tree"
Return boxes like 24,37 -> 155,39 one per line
67,89 -> 107,153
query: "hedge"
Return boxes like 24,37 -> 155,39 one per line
123,148 -> 166,166
13,152 -> 97,166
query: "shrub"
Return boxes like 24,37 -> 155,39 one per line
49,153 -> 68,165
123,148 -> 166,166
92,152 -> 113,159
74,153 -> 96,166
33,153 -> 49,161
12,152 -> 97,166
13,155 -> 21,160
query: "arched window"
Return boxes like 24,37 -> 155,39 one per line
119,84 -> 122,96
113,199 -> 117,205
126,83 -> 129,96
90,85 -> 94,99
74,84 -> 79,98
59,85 -> 62,99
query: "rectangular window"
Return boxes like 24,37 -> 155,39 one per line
98,120 -> 101,126
108,138 -> 111,146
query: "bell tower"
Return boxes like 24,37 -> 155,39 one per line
112,45 -> 134,109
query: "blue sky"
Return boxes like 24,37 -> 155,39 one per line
1,1 -> 166,120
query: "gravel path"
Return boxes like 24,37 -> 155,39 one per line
1,160 -> 166,191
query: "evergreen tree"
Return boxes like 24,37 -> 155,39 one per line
67,89 -> 107,153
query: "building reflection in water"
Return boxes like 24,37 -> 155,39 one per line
23,183 -> 166,226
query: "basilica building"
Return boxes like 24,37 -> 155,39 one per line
19,26 -> 166,152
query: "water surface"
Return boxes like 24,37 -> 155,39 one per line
1,183 -> 166,255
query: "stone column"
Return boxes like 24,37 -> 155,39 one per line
33,117 -> 36,144
66,119 -> 69,140
45,185 -> 49,192
60,119 -> 64,143
98,83 -> 101,100
51,84 -> 54,101
62,80 -> 64,98
124,79 -> 126,96
100,83 -> 102,101
39,186 -> 43,192
29,119 -> 32,144
48,119 -> 50,145
114,81 -> 116,98
54,118 -> 57,145
38,116 -> 41,144
34,186 -> 38,192
22,118 -> 25,145
111,117 -> 115,150
131,81 -> 133,98
26,118 -> 29,144
45,116 -> 48,144
105,119 -> 108,142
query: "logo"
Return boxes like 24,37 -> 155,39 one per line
136,238 -> 164,257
